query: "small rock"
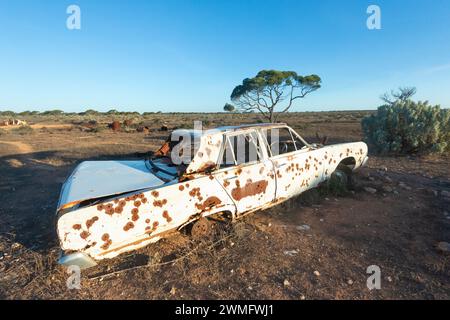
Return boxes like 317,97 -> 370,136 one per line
248,286 -> 253,290
319,218 -> 324,222
283,279 -> 291,287
296,224 -> 311,231
436,242 -> 450,253
313,270 -> 320,277
347,279 -> 353,285
387,276 -> 393,282
433,190 -> 439,197
368,176 -> 375,181
284,249 -> 299,256
382,186 -> 393,193
11,243 -> 21,250
299,294 -> 306,300
364,187 -> 377,194
170,287 -> 177,295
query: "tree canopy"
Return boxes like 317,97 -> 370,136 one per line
230,70 -> 321,122
223,103 -> 235,112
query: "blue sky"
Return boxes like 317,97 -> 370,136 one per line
0,0 -> 449,113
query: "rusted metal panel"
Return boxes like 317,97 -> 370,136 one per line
57,175 -> 234,260
56,123 -> 369,265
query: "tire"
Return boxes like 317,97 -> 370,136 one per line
334,164 -> 354,190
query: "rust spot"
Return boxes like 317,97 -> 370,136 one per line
153,199 -> 167,207
151,190 -> 159,198
209,175 -> 214,180
138,193 -> 145,199
142,197 -> 148,204
145,219 -> 150,224
235,180 -> 240,187
189,187 -> 201,198
223,180 -> 230,188
123,222 -> 134,231
162,210 -> 172,222
134,200 -> 141,207
185,183 -> 190,188
236,168 -> 243,175
131,208 -> 139,221
100,234 -> 112,250
196,196 -> 222,211
179,185 -> 185,191
86,216 -> 99,229
115,206 -> 123,214
80,231 -> 89,239
72,224 -> 82,230
119,200 -> 126,207
153,221 -> 159,229
97,204 -> 104,211
231,180 -> 268,201
197,161 -> 216,173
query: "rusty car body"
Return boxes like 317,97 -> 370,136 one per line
56,123 -> 368,268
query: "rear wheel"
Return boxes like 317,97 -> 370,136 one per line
190,218 -> 218,241
329,165 -> 353,191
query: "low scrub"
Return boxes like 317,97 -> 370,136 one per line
362,100 -> 450,154
11,125 -> 34,135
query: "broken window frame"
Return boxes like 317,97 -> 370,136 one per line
216,129 -> 266,171
261,126 -> 311,158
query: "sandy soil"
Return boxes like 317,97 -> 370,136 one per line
0,113 -> 449,299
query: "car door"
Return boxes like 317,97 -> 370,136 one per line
262,126 -> 326,200
213,130 -> 276,216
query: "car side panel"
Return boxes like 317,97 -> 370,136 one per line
271,147 -> 328,200
57,175 -> 234,260
213,159 -> 276,216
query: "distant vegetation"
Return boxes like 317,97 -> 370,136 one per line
362,88 -> 450,154
223,103 -> 235,112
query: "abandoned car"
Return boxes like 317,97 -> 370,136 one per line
56,123 -> 368,268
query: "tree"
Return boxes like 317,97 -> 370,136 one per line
380,86 -> 417,105
223,103 -> 235,112
230,70 -> 321,122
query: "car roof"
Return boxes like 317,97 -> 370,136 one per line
172,123 -> 288,138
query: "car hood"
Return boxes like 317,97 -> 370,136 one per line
58,160 -> 167,210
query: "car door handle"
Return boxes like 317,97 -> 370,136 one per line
225,175 -> 238,181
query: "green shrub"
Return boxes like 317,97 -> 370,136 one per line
362,100 -> 450,154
